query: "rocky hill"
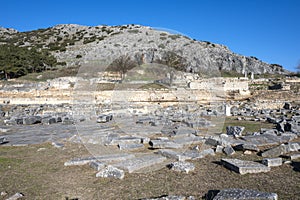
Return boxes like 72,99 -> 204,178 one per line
0,24 -> 287,75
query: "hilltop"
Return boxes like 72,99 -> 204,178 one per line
0,24 -> 287,79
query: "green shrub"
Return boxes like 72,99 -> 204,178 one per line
127,29 -> 139,34
0,44 -> 57,79
158,44 -> 165,49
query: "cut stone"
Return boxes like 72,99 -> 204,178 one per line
90,161 -> 106,171
215,145 -> 224,153
64,153 -> 135,166
157,149 -> 189,161
182,148 -> 215,160
223,145 -> 235,155
289,154 -> 300,160
262,158 -> 282,167
169,161 -> 195,173
108,136 -> 142,145
96,165 -> 124,179
118,143 -> 144,150
234,143 -> 259,152
221,158 -> 271,175
226,126 -> 245,137
173,136 -> 204,145
114,154 -> 166,173
6,192 -> 24,200
261,143 -> 300,157
23,116 -> 42,125
208,188 -> 278,200
205,138 -> 220,147
0,137 -> 8,145
149,140 -> 183,149
141,195 -> 187,200
97,114 -> 113,123
242,134 -> 295,147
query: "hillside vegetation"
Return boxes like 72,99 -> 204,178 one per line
0,24 -> 287,79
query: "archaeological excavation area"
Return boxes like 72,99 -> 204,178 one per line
0,73 -> 299,200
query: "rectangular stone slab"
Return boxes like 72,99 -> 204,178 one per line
221,158 -> 270,175
64,153 -> 135,166
210,188 -> 278,200
157,149 -> 190,161
113,154 -> 166,173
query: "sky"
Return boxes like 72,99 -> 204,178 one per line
0,0 -> 299,72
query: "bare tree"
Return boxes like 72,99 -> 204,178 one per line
155,51 -> 188,71
107,54 -> 138,80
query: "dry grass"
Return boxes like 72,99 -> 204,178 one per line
0,141 -> 300,200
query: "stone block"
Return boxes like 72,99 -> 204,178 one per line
108,136 -> 142,145
90,161 -> 106,171
182,148 -> 215,160
149,140 -> 183,149
226,126 -> 245,137
173,136 -> 204,145
42,117 -> 57,125
223,145 -> 235,155
262,158 -> 282,167
114,154 -> 166,173
64,153 -> 135,166
96,165 -> 124,179
208,188 -> 278,200
215,145 -> 224,153
221,158 -> 271,175
169,161 -> 195,173
289,154 -> 300,160
234,143 -> 259,152
23,116 -> 42,125
5,192 -> 24,200
157,149 -> 189,161
96,114 -> 113,123
142,195 -> 188,200
118,143 -> 144,150
0,137 -> 8,145
205,138 -> 220,147
261,143 -> 300,157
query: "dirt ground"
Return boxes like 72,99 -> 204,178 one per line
0,141 -> 299,200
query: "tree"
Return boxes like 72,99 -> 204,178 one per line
107,54 -> 138,80
155,51 -> 188,71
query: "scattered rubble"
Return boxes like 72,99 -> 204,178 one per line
96,165 -> 125,179
168,161 -> 195,173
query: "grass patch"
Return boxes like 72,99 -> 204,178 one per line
18,66 -> 80,82
222,117 -> 275,133
0,141 -> 299,199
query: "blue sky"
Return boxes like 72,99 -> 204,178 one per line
0,0 -> 299,72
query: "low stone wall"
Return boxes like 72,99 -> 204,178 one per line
188,77 -> 249,93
